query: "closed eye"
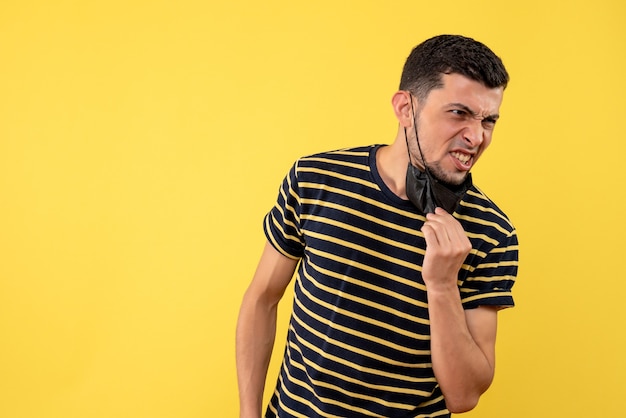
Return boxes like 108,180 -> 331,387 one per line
447,103 -> 499,129
450,109 -> 468,116
482,117 -> 497,129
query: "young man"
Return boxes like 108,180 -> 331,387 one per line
236,35 -> 519,418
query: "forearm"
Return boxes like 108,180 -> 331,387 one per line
427,286 -> 495,413
236,291 -> 279,418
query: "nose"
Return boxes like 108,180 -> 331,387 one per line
462,120 -> 484,148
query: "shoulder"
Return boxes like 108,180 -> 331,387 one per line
457,186 -> 516,238
297,145 -> 378,166
293,145 -> 380,178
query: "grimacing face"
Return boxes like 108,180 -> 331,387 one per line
408,73 -> 504,186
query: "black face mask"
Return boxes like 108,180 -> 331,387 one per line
405,163 -> 472,214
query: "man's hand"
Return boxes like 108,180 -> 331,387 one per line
420,207 -> 496,413
420,207 -> 472,289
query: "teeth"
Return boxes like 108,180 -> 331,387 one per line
452,151 -> 471,164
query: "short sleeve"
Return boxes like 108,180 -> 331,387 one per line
263,161 -> 305,259
460,228 -> 519,310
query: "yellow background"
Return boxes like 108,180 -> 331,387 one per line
1,1 -> 624,417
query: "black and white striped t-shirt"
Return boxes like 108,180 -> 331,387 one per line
263,145 -> 518,418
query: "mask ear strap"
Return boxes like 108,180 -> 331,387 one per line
404,126 -> 412,163
407,93 -> 433,180
404,92 -> 415,164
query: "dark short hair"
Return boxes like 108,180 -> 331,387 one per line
399,34 -> 509,100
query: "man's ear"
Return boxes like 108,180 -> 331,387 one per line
391,91 -> 415,128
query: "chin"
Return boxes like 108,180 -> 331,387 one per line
426,162 -> 467,186
432,170 -> 468,188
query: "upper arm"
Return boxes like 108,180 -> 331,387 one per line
244,241 -> 300,306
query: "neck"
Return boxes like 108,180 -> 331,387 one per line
376,133 -> 411,199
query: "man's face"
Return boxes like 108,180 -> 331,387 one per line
409,73 -> 504,186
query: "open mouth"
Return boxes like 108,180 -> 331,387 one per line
451,151 -> 472,166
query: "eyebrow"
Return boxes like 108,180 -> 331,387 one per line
448,102 -> 500,121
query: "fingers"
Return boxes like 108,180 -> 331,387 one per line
422,207 -> 470,249
423,208 -> 455,240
